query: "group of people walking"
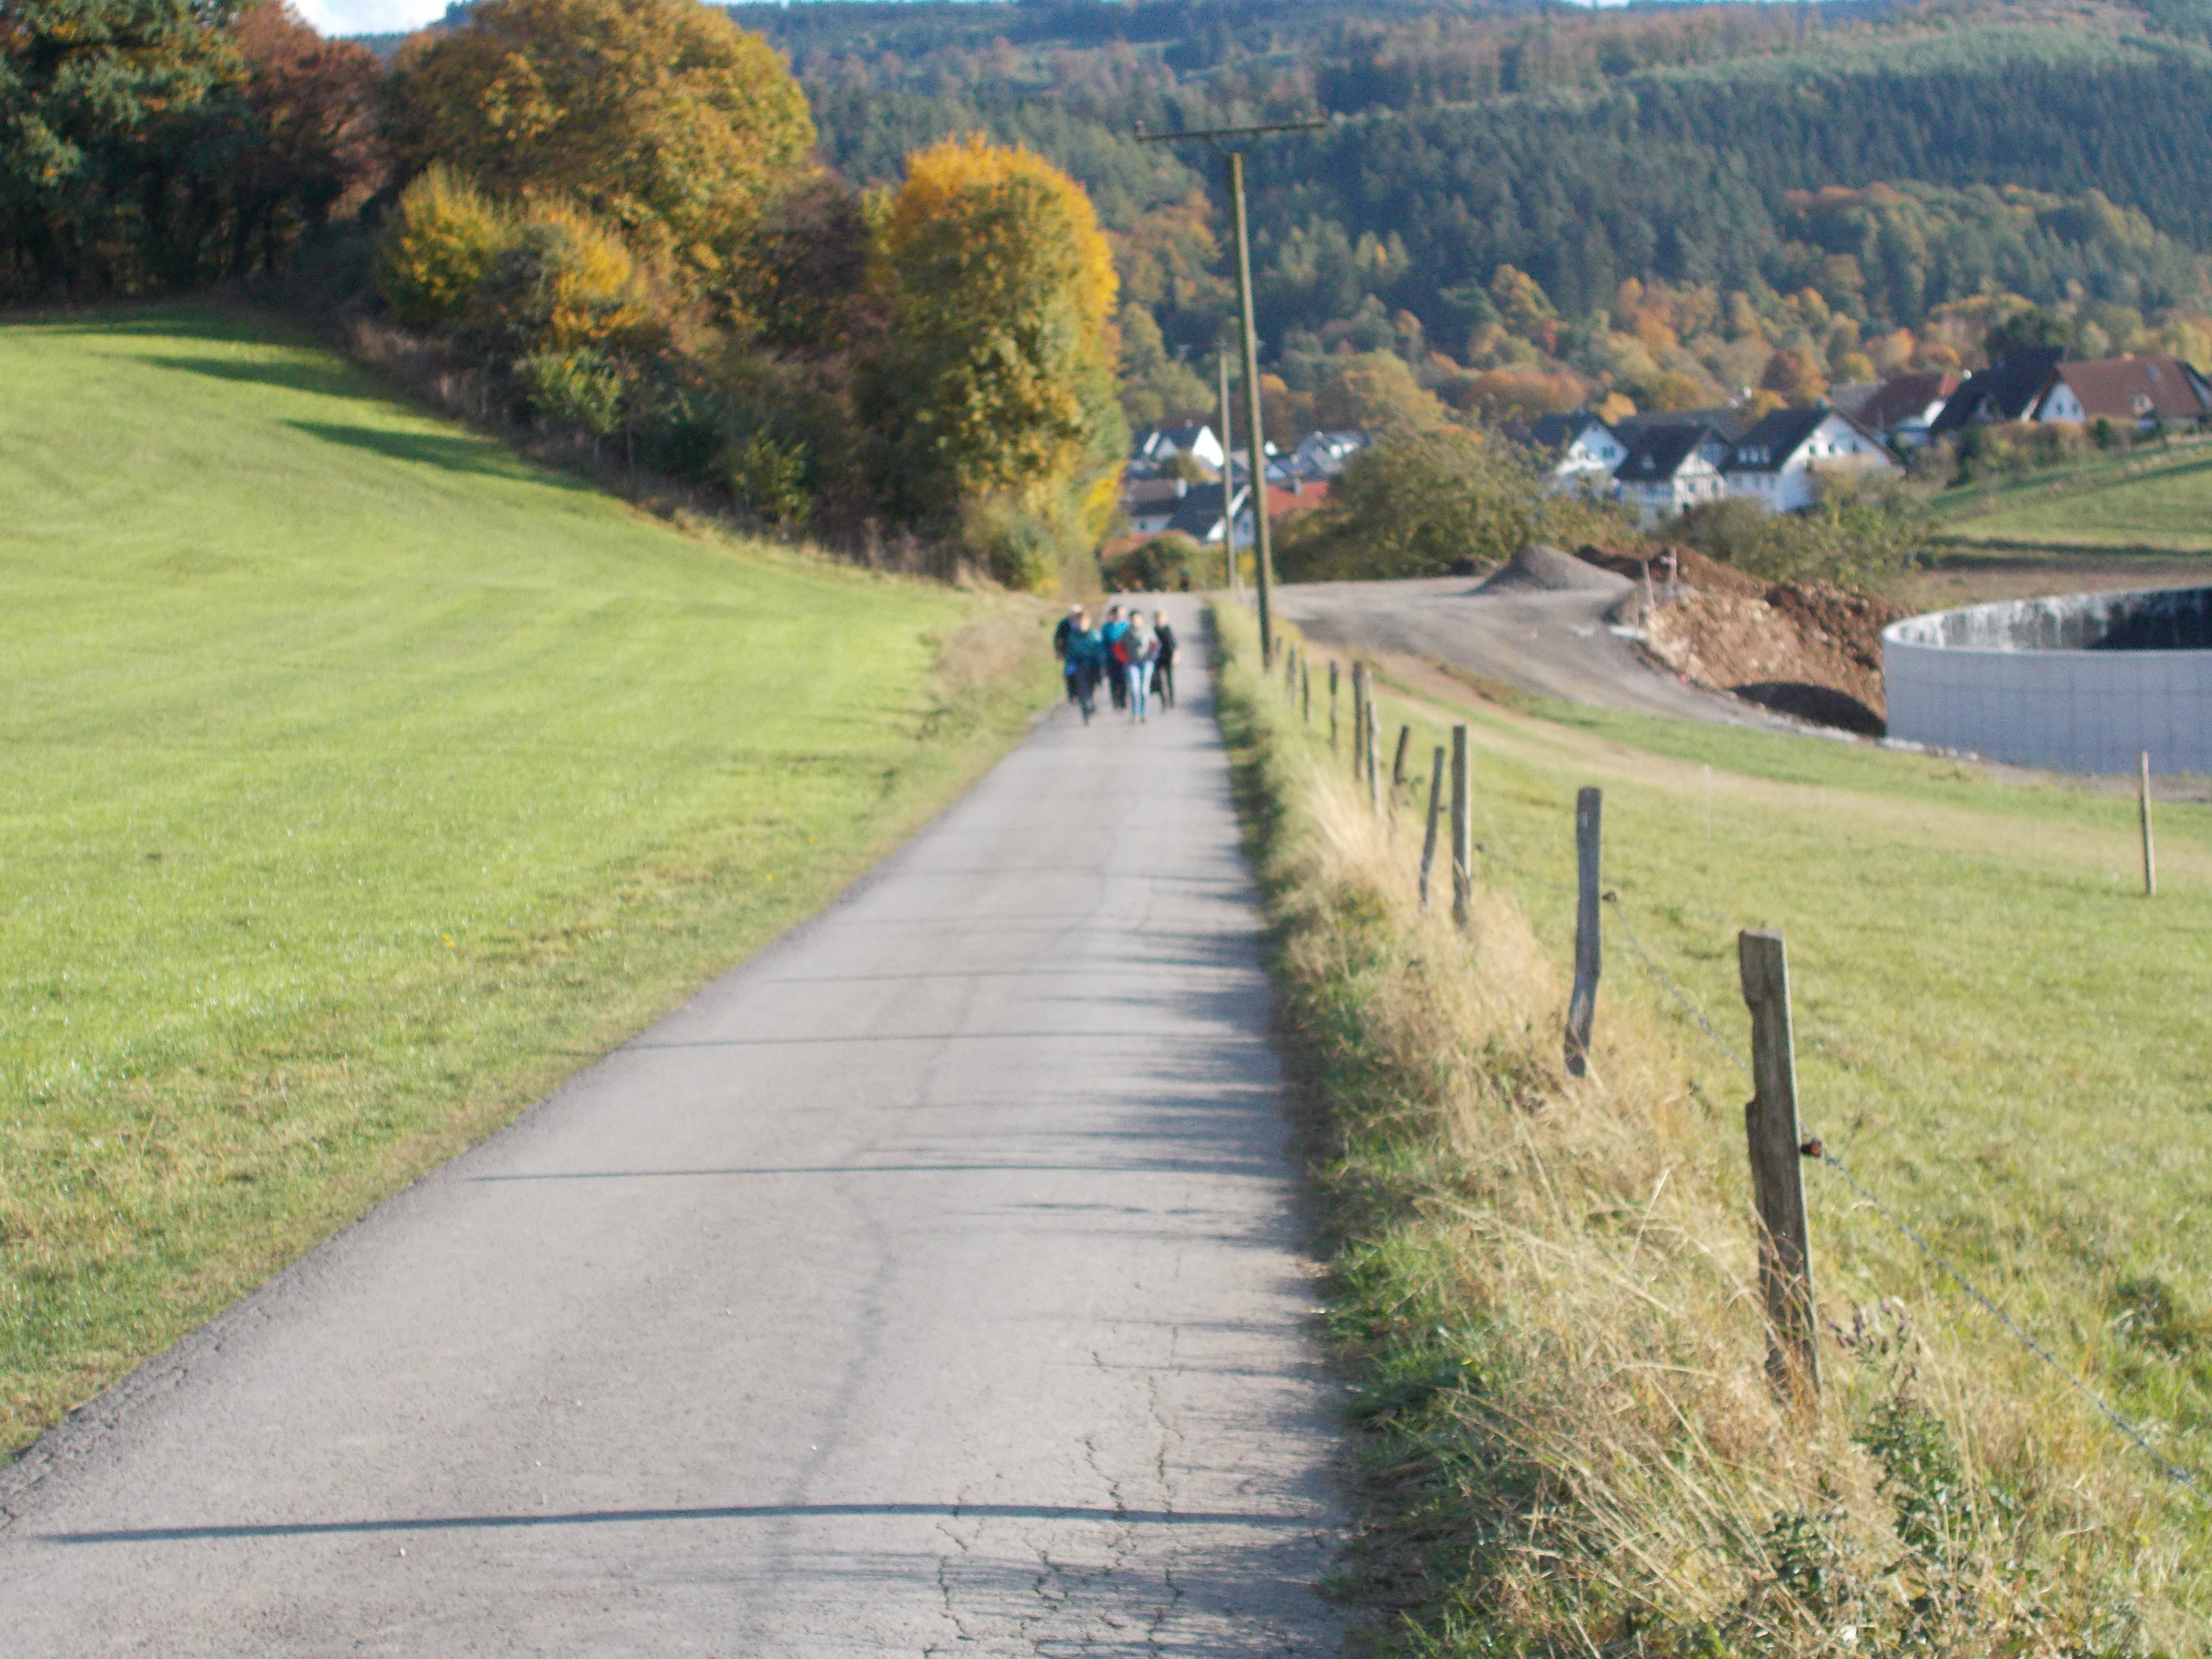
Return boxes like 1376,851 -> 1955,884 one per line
1052,603 -> 1178,725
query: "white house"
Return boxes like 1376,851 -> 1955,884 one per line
1519,411 -> 1627,493
1121,476 -> 1192,537
1131,422 -> 1226,470
1858,372 -> 1959,450
1612,423 -> 1730,524
1719,408 -> 1898,514
2030,356 -> 2212,429
1286,430 -> 1368,480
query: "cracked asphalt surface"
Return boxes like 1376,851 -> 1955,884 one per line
0,600 -> 1348,1655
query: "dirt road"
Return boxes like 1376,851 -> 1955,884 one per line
0,601 -> 1347,1656
1270,572 -> 1794,728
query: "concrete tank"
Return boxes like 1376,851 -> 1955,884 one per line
1882,585 -> 2212,774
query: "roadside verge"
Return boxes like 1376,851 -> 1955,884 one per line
1210,604 -> 2171,1654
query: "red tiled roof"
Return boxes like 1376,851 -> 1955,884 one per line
2046,356 -> 2212,422
1859,371 -> 1959,432
1265,481 -> 1330,519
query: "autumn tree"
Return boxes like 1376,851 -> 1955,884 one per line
389,0 -> 814,314
229,1 -> 387,270
866,134 -> 1124,588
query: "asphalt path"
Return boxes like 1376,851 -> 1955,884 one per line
0,600 -> 1347,1656
1270,574 -> 1796,728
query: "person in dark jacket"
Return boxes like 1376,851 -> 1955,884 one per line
1151,611 -> 1178,709
1099,605 -> 1130,710
1065,612 -> 1106,722
1052,604 -> 1082,704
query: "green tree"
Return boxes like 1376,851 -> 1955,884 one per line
1277,427 -> 1548,580
1984,304 -> 2069,361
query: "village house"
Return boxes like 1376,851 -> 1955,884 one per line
1121,476 -> 1197,538
1612,423 -> 1730,524
2029,355 -> 2212,429
1857,371 -> 1960,449
1720,407 -> 1899,514
1513,411 -> 1627,493
1129,421 -> 1226,471
1285,430 -> 1369,479
1927,348 -> 2068,438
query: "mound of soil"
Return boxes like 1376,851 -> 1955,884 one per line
1575,542 -> 1767,597
1477,543 -> 1631,595
1643,581 -> 1908,735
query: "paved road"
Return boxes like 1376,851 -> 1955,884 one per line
0,602 -> 1347,1656
1271,574 -> 1793,728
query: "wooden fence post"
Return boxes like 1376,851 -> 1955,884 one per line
1390,724 -> 1411,808
1419,746 -> 1445,911
2140,751 -> 2157,898
1365,691 -> 1381,815
1450,726 -> 1472,927
1329,661 -> 1340,751
1300,658 -> 1310,724
1738,929 -> 1821,1409
1350,662 -> 1367,780
1285,644 -> 1296,700
1564,787 -> 1601,1077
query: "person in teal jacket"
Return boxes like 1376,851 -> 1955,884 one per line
1065,613 -> 1107,723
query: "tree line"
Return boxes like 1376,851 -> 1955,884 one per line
2,0 -> 1127,589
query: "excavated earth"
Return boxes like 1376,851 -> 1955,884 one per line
1579,544 -> 1907,735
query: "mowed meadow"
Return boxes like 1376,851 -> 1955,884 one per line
1237,621 -> 2212,1640
0,306 -> 1050,1452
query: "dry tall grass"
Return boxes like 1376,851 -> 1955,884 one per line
1213,607 -> 2182,1655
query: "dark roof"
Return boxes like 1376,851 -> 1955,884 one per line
1859,371 -> 1960,433
1928,349 -> 2067,436
2044,356 -> 2212,422
1163,485 -> 1246,540
1615,422 -> 1718,482
1521,411 -> 1607,449
1614,405 -> 1752,443
1720,407 -> 1831,475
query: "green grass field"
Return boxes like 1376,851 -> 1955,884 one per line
0,304 -> 1049,1452
1382,662 -> 2212,1497
1931,434 -> 2212,554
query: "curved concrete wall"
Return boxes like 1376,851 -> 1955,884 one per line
1882,586 -> 2212,774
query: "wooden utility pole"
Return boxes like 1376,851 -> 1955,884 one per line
1138,117 -> 1326,668
1564,788 -> 1602,1077
1419,746 -> 1445,911
1450,725 -> 1472,927
1217,352 -> 1238,592
1738,929 -> 1820,1408
2140,750 -> 2157,898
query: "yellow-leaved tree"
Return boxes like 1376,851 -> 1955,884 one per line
866,135 -> 1125,590
389,0 -> 813,314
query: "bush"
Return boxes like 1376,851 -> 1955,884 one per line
721,431 -> 813,531
514,347 -> 625,440
472,202 -> 658,355
1104,533 -> 1205,592
1673,478 -> 1926,588
373,166 -> 511,328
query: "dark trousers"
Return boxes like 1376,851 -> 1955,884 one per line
1155,659 -> 1176,707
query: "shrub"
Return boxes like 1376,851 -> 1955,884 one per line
514,347 -> 625,440
373,165 -> 511,328
1104,533 -> 1204,592
721,431 -> 813,531
472,202 -> 657,355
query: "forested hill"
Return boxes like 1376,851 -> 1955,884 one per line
741,0 -> 2212,425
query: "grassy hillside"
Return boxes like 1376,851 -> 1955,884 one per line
0,305 -> 1049,1453
1233,620 -> 2212,1645
1931,436 -> 2212,554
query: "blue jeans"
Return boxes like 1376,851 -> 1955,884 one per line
1125,660 -> 1154,718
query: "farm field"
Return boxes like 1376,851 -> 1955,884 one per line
0,305 -> 1049,1454
1306,641 -> 2212,1611
1930,434 -> 2212,556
